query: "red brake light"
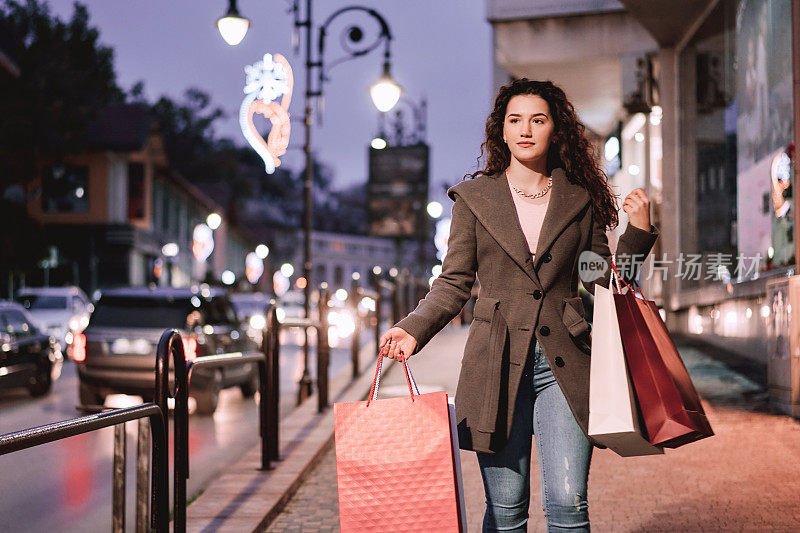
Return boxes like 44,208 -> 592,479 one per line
72,333 -> 87,362
182,336 -> 198,361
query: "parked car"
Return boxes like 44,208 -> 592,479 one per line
75,286 -> 260,414
16,286 -> 93,356
230,291 -> 274,340
0,301 -> 63,397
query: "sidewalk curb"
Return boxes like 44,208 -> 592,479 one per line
185,340 -> 391,533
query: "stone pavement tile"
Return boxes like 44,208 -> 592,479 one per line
266,444 -> 341,532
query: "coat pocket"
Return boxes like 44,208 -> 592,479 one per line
562,295 -> 590,338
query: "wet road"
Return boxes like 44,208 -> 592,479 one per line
0,333 -> 365,533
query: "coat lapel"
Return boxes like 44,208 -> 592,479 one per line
532,167 -> 591,267
450,167 -> 590,286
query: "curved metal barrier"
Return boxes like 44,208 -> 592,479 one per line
155,305 -> 279,532
0,403 -> 169,532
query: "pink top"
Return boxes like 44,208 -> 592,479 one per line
507,174 -> 550,258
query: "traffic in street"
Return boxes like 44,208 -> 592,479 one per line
0,288 -> 365,533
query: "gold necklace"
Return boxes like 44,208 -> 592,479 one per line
506,171 -> 552,199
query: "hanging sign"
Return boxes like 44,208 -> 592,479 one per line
240,53 -> 294,173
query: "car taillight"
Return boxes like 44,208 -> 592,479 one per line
73,333 -> 87,362
182,336 -> 198,361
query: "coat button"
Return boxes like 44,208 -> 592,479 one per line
555,356 -> 565,367
539,325 -> 550,336
543,251 -> 552,263
533,289 -> 542,300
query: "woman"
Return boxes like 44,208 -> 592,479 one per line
379,79 -> 659,532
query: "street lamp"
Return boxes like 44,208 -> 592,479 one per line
370,64 -> 402,112
216,0 -> 250,46
215,1 -> 401,405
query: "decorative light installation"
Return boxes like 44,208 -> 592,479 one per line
192,224 -> 215,261
245,252 -> 264,283
240,53 -> 294,174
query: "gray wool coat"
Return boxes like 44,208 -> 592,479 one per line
394,168 -> 659,453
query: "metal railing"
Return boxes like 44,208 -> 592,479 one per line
0,283 -> 401,533
0,403 -> 169,532
280,288 -> 331,412
154,305 -> 280,532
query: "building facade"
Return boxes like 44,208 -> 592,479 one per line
22,104 -> 265,295
486,0 -> 800,416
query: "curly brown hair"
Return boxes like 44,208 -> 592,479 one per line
466,78 -> 619,231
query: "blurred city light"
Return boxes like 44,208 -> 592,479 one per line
249,314 -> 266,330
372,265 -> 382,275
604,137 -> 620,161
207,212 -> 222,230
427,201 -> 443,219
245,252 -> 264,283
280,263 -> 295,277
371,137 -> 387,149
162,243 -> 179,257
335,288 -> 348,301
192,224 -> 214,261
221,270 -> 236,285
255,244 -> 269,259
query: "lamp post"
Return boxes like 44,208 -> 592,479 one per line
217,1 -> 402,404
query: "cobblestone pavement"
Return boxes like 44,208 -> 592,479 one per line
267,327 -> 800,532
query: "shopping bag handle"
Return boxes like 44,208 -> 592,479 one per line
366,352 -> 420,407
610,258 -> 646,299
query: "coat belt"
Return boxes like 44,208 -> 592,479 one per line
477,303 -> 509,433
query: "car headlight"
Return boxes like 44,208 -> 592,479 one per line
249,314 -> 266,330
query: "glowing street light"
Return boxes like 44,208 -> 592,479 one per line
216,0 -> 250,46
221,270 -> 236,285
280,263 -> 295,277
370,65 -> 402,112
255,244 -> 270,259
371,137 -> 387,150
207,213 -> 222,230
427,201 -> 443,219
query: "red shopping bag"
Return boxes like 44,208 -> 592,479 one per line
611,262 -> 714,448
334,356 -> 463,532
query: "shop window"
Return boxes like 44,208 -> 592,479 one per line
683,0 -> 795,283
42,165 -> 88,213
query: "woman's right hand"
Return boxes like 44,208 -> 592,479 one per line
378,327 -> 418,361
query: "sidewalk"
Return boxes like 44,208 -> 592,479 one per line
185,339 -> 385,532
268,324 -> 800,532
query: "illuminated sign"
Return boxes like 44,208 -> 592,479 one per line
192,223 -> 215,262
245,252 -> 264,284
240,53 -> 294,174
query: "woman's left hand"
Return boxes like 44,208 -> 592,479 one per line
622,188 -> 651,231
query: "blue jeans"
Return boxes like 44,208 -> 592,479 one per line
477,339 -> 592,532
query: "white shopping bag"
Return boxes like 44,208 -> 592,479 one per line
449,398 -> 468,532
589,280 -> 663,457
